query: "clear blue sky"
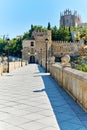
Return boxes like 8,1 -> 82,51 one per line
0,0 -> 87,39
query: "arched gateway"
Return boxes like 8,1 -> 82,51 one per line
29,56 -> 35,63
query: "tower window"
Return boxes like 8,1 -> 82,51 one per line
66,19 -> 69,25
31,42 -> 34,46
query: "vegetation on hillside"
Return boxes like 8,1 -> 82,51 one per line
23,23 -> 87,43
76,64 -> 87,72
71,56 -> 87,72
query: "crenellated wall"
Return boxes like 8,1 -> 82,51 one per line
49,63 -> 87,112
51,41 -> 84,57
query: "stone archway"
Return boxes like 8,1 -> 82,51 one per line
29,56 -> 35,63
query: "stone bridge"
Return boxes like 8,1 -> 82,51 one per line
0,64 -> 87,130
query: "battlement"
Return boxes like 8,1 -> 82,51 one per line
32,30 -> 51,42
60,9 -> 80,17
32,30 -> 51,37
52,40 -> 84,45
64,9 -> 72,15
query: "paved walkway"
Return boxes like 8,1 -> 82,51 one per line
0,64 -> 87,130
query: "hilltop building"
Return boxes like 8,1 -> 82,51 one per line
60,9 -> 82,27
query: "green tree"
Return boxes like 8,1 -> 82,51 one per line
32,25 -> 47,31
0,38 -> 7,56
4,38 -> 22,57
57,26 -> 71,41
29,24 -> 34,37
22,32 -> 29,40
47,22 -> 51,30
52,26 -> 59,40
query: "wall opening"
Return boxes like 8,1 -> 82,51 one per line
29,56 -> 35,63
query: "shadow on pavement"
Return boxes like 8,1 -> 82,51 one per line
33,65 -> 87,130
33,89 -> 45,93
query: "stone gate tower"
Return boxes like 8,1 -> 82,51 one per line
22,30 -> 51,67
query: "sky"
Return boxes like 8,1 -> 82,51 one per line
0,0 -> 87,39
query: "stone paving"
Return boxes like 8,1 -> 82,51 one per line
0,64 -> 87,130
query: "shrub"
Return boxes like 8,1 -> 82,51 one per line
76,64 -> 87,72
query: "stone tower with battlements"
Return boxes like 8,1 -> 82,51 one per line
22,30 -> 51,67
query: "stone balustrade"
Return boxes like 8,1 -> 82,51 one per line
0,64 -> 3,76
0,61 -> 27,75
49,63 -> 87,112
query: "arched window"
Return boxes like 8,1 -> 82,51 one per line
31,42 -> 34,46
66,19 -> 69,26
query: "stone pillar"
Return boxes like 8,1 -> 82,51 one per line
61,54 -> 71,68
48,56 -> 55,72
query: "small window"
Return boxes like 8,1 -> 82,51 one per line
66,19 -> 69,26
31,42 -> 34,46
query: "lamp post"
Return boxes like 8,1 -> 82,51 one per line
35,52 -> 37,64
45,38 -> 48,73
6,38 -> 10,73
28,52 -> 30,64
40,48 -> 42,66
21,50 -> 23,66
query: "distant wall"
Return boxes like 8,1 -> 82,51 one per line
51,41 -> 84,57
50,63 -> 87,112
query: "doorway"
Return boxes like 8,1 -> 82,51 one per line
29,56 -> 35,63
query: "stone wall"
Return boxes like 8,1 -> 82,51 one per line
51,41 -> 84,57
49,63 -> 87,112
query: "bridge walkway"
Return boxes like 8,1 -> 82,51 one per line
0,64 -> 87,130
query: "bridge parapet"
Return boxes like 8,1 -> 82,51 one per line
0,64 -> 3,76
0,61 -> 27,74
49,63 -> 87,112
